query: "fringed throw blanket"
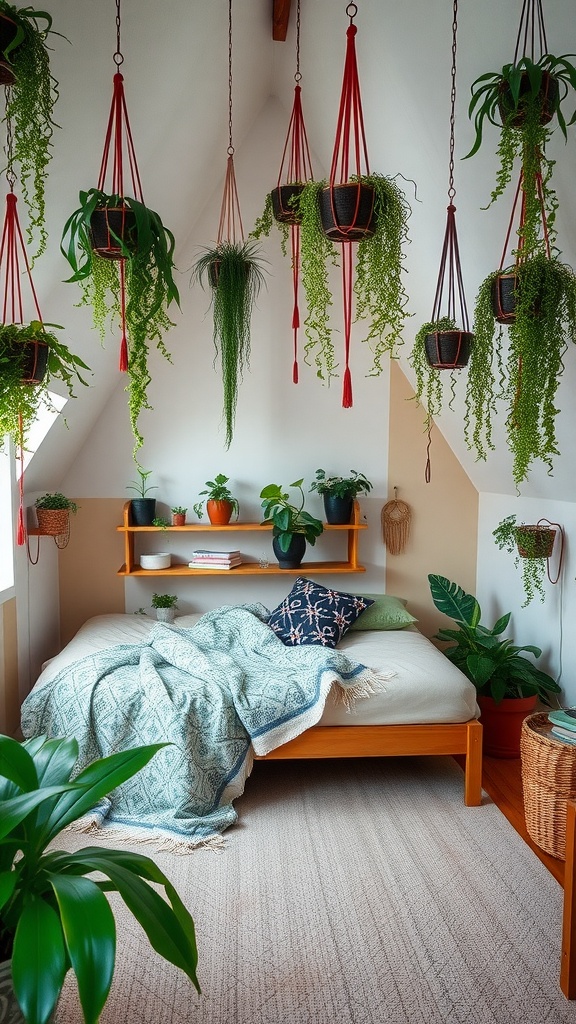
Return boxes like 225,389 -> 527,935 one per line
20,604 -> 390,850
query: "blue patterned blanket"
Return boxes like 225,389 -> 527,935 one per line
20,604 -> 387,849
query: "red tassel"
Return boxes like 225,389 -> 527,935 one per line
292,360 -> 299,384
342,366 -> 353,408
119,335 -> 128,372
16,505 -> 25,546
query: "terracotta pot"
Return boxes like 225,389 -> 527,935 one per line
478,694 -> 538,759
271,183 -> 305,225
424,330 -> 473,369
207,499 -> 233,526
171,513 -> 186,526
318,183 -> 377,242
515,525 -> 556,559
89,205 -> 137,260
497,71 -> 559,128
35,508 -> 70,537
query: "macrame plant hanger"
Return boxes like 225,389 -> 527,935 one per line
328,1 -> 372,408
274,0 -> 314,383
0,110 -> 46,554
97,0 -> 145,372
217,0 -> 243,252
424,0 -> 472,483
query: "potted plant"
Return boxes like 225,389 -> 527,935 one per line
294,174 -> 411,385
171,506 -> 187,526
428,573 -> 561,757
191,240 -> 267,449
61,188 -> 180,459
0,3 -> 64,259
410,316 -> 473,422
467,254 -> 576,484
492,514 -> 558,607
260,479 -> 323,569
193,474 -> 239,526
0,733 -> 199,1024
126,467 -> 157,526
34,492 -> 77,537
151,592 -> 178,623
0,321 -> 90,452
309,468 -> 372,524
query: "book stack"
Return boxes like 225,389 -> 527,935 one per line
548,709 -> 576,746
188,549 -> 243,570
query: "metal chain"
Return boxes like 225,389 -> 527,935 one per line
114,0 -> 124,68
294,0 -> 301,83
346,2 -> 358,25
227,0 -> 234,155
447,0 -> 458,202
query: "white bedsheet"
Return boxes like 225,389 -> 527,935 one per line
36,613 -> 479,728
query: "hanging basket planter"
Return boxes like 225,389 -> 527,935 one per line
89,204 -> 137,260
0,13 -> 19,85
35,507 -> 70,537
270,183 -> 305,225
515,524 -> 556,559
424,330 -> 473,369
497,70 -> 559,129
318,182 -> 377,242
490,270 -> 541,325
12,337 -> 50,384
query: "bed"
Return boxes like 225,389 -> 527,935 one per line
22,596 -> 482,828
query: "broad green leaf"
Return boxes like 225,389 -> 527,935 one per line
466,654 -> 495,688
0,869 -> 16,911
30,737 -> 78,788
428,574 -> 480,626
0,787 -> 77,842
12,898 -> 67,1024
0,735 -> 38,792
492,613 -> 511,635
50,874 -> 115,1024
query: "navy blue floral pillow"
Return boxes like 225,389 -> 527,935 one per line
268,577 -> 374,647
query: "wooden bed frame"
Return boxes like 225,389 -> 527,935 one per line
256,719 -> 483,807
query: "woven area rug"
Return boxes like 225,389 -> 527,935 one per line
54,756 -> 572,1024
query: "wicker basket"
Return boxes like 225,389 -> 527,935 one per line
520,712 -> 576,860
35,508 -> 70,537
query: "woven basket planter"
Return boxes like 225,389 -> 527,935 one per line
35,508 -> 70,536
89,206 -> 137,260
13,338 -> 49,385
424,330 -> 473,369
271,184 -> 305,225
318,183 -> 377,242
515,525 -> 556,559
497,71 -> 559,128
520,711 -> 576,860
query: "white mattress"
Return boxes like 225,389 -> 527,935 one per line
36,613 -> 479,727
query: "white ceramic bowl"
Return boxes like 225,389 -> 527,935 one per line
140,552 -> 171,570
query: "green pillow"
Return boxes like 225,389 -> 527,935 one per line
348,594 -> 418,631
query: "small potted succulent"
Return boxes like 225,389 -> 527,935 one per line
260,479 -> 323,569
309,468 -> 372,524
0,733 -> 199,1024
171,505 -> 188,526
193,474 -> 239,525
151,592 -> 178,623
126,467 -> 157,526
34,492 -> 77,537
492,514 -> 558,607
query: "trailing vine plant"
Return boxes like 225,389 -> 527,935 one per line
410,316 -> 459,422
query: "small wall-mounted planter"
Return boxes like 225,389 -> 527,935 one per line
424,330 -> 473,369
319,183 -> 377,242
515,524 -> 556,559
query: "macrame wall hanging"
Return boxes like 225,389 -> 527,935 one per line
381,488 -> 412,556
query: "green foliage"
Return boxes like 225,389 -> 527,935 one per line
34,493 -> 77,513
192,240 -> 267,449
0,734 -> 199,1024
260,479 -> 324,552
193,474 -> 239,520
492,514 -> 556,606
469,256 -> 576,484
0,3 -> 64,259
409,317 -> 458,421
0,321 -> 90,451
152,516 -> 169,529
171,506 -> 187,515
61,189 -> 180,461
428,573 -> 561,704
309,468 -> 372,499
292,180 -> 338,382
151,593 -> 178,609
126,467 -> 157,499
250,191 -> 290,256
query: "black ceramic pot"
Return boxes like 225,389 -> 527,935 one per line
491,274 -> 518,324
272,532 -> 306,569
89,206 -> 137,260
130,498 -> 156,526
0,14 -> 19,85
271,184 -> 305,225
424,331 -> 473,369
13,339 -> 50,384
323,495 -> 353,525
497,71 -> 559,128
318,183 -> 377,242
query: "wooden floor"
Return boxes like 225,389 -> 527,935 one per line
481,753 -> 564,885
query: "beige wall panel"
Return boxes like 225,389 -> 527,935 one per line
386,361 -> 478,638
59,499 -> 125,646
2,598 -> 19,736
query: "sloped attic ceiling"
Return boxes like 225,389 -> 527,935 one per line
20,0 -> 576,502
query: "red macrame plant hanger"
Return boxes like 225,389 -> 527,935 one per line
96,0 -> 145,372
274,0 -> 314,383
326,2 -> 372,408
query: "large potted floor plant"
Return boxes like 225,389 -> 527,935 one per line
428,574 -> 561,758
0,320 -> 90,451
61,188 -> 180,460
260,479 -> 323,569
191,240 -> 266,450
0,733 -> 199,1024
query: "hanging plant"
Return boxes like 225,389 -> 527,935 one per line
61,189 -> 179,458
492,513 -> 560,606
295,173 -> 411,385
410,316 -> 462,421
0,3 -> 64,259
192,239 -> 266,449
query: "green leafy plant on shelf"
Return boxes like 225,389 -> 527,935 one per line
0,2 -> 66,258
492,514 -> 558,607
61,188 -> 180,460
126,466 -> 157,499
152,516 -> 169,530
34,492 -> 77,513
428,573 -> 560,705
293,174 -> 412,384
309,469 -> 372,500
0,733 -> 199,1024
191,240 -> 267,449
260,479 -> 323,553
151,593 -> 178,609
193,474 -> 239,521
0,320 -> 90,451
